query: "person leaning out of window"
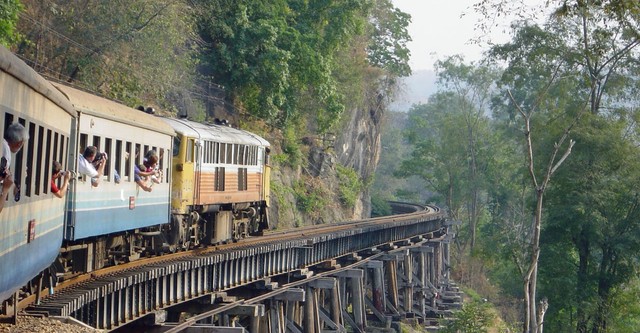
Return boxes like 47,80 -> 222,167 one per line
51,161 -> 71,198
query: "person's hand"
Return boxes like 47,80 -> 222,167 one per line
63,171 -> 71,181
2,172 -> 13,191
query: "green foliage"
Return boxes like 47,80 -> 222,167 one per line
280,126 -> 302,168
19,0 -> 197,113
193,0 -> 368,130
370,193 -> 392,217
0,0 -> 23,47
335,164 -> 363,208
292,179 -> 328,216
366,0 -> 412,77
440,301 -> 495,333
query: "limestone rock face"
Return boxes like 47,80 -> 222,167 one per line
268,93 -> 385,228
334,98 -> 384,219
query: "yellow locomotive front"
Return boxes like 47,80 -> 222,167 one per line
164,117 -> 270,248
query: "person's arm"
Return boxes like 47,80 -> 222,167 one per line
0,173 -> 13,213
53,172 -> 71,198
136,179 -> 153,192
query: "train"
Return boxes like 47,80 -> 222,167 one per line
0,46 -> 271,306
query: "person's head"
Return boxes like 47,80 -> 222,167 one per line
5,123 -> 28,153
52,160 -> 63,179
144,154 -> 158,168
83,146 -> 98,161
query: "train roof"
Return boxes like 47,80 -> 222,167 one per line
52,83 -> 175,136
0,46 -> 76,117
161,117 -> 270,147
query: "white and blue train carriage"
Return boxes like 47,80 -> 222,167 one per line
0,47 -> 77,303
52,83 -> 175,272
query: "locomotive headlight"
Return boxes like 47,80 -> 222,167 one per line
176,163 -> 183,171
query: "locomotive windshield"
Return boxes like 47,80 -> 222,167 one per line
173,135 -> 181,157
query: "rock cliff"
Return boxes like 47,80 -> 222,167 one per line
267,89 -> 385,229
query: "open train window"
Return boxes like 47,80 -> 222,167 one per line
42,129 -> 52,194
115,140 -> 122,182
158,148 -> 168,183
53,133 -> 59,166
125,142 -> 132,181
135,143 -> 142,167
104,138 -> 112,179
79,134 -> 87,155
25,123 -> 35,198
35,126 -> 44,195
13,118 -> 26,199
93,136 -> 101,151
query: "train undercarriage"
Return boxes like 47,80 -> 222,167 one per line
44,202 -> 269,291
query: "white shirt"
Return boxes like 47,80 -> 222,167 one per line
2,139 -> 11,167
78,155 -> 98,178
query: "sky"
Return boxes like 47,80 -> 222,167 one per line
392,0 -> 547,72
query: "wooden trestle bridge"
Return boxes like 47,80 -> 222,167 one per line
21,202 -> 461,332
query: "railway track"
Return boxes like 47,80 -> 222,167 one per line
19,202 -> 446,330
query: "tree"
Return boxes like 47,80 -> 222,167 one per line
193,0 -> 369,130
0,0 -> 23,47
17,0 -> 197,112
397,58 -> 500,262
489,21 -> 588,333
366,0 -> 412,77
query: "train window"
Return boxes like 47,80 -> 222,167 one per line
53,133 -> 59,165
238,168 -> 247,191
173,136 -> 180,157
227,144 -> 233,165
186,139 -> 194,163
125,142 -> 132,181
79,134 -> 88,155
135,143 -> 142,167
25,123 -> 35,198
214,167 -> 225,191
158,148 -> 167,183
207,141 -> 213,163
212,142 -> 218,164
13,118 -> 26,199
115,140 -> 122,182
252,146 -> 257,165
104,138 -> 112,179
35,126 -> 44,195
217,143 -> 223,164
144,145 -> 150,158
203,141 -> 208,163
93,136 -> 101,150
43,129 -> 52,194
236,145 -> 242,165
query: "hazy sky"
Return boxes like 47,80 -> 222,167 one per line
392,0 -> 546,71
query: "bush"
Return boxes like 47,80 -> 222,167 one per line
440,301 -> 495,333
370,194 -> 392,217
336,164 -> 363,208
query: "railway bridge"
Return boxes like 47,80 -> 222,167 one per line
23,202 -> 460,332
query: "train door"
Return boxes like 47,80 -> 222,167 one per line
170,134 -> 196,213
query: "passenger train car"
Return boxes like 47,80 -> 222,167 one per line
0,47 -> 77,303
0,46 -> 271,306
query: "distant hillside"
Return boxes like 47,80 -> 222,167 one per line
388,69 -> 437,112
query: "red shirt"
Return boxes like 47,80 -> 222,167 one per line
51,179 -> 59,194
